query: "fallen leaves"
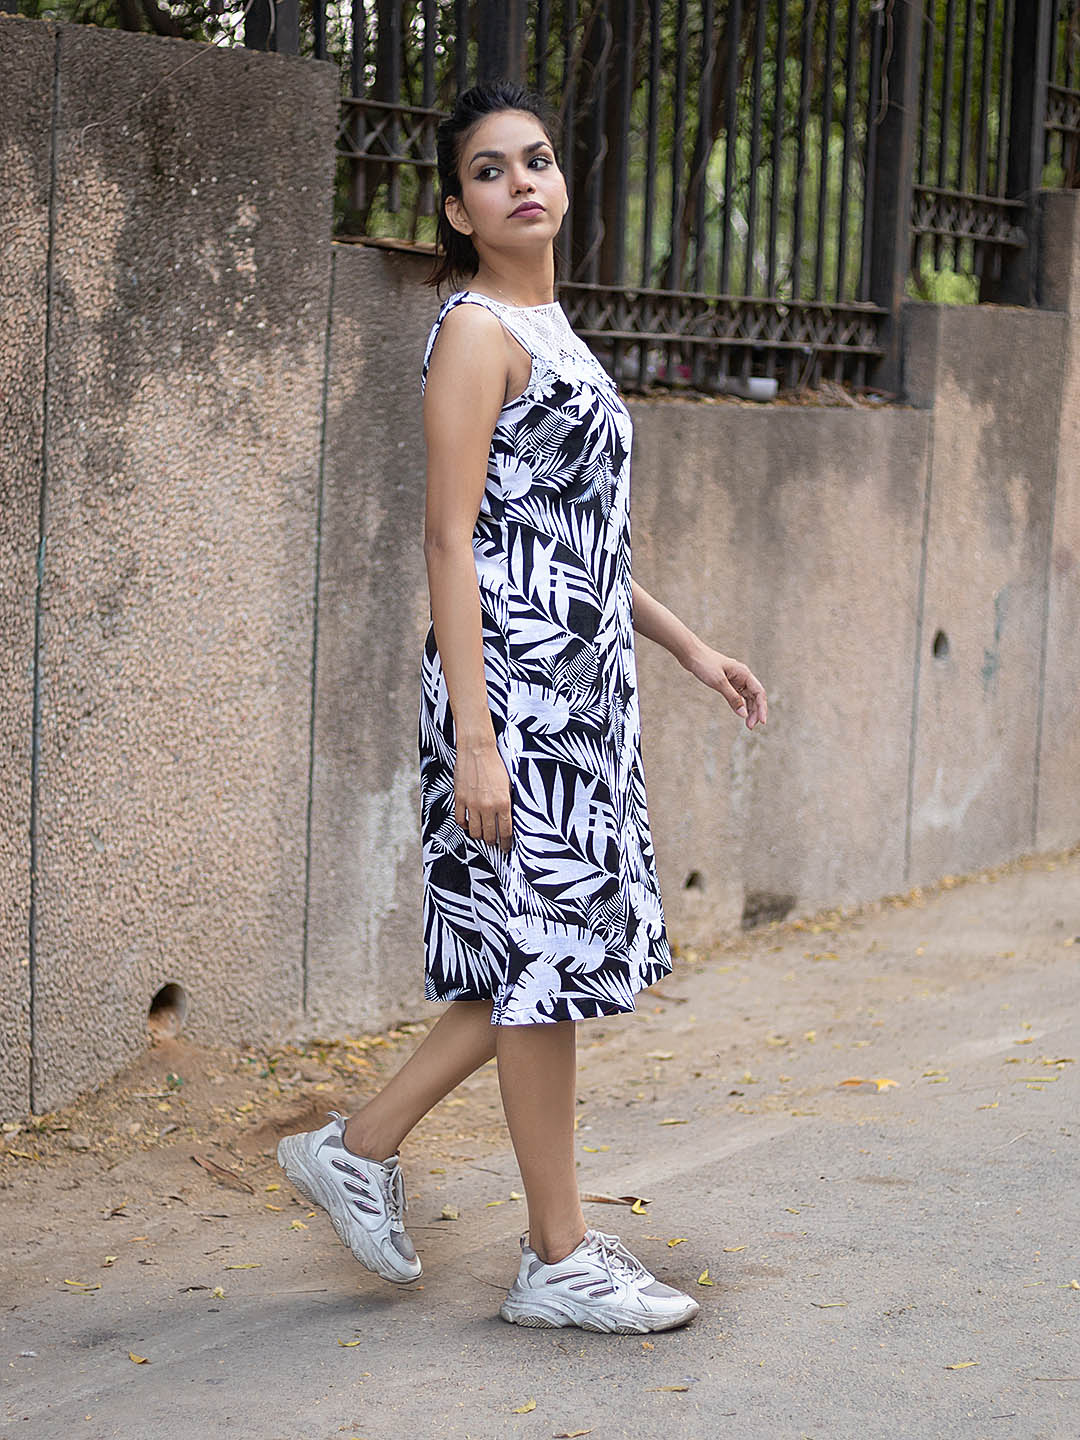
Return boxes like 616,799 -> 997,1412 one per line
439,1204 -> 459,1221
62,1279 -> 101,1292
190,1154 -> 254,1194
667,1237 -> 688,1248
128,1352 -> 150,1364
944,1361 -> 979,1370
510,1397 -> 536,1413
222,1263 -> 261,1270
696,1268 -> 713,1285
580,1192 -> 652,1209
838,1077 -> 898,1092
338,1338 -> 362,1347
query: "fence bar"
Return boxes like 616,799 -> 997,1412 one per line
612,0 -> 634,288
718,0 -> 739,302
868,0 -> 923,393
836,0 -> 858,300
535,0 -> 550,96
976,0 -> 997,197
477,0 -> 527,84
642,0 -> 662,290
744,0 -> 767,297
694,0 -> 716,299
766,0 -> 787,301
559,0 -> 577,286
995,0 -> 1015,196
791,0 -> 813,310
348,0 -> 368,218
312,0 -> 326,61
455,0 -> 469,94
995,0 -> 1054,303
956,0 -> 977,268
578,0 -> 611,286
814,0 -> 838,298
667,0 -> 689,290
419,0 -> 436,221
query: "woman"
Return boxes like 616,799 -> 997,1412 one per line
278,79 -> 767,1334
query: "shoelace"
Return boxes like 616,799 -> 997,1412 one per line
587,1229 -> 650,1285
381,1159 -> 408,1230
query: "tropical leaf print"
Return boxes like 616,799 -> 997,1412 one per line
418,290 -> 672,1025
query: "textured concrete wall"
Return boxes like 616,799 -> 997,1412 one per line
630,403 -> 933,938
1038,191 -> 1080,852
304,246 -> 436,1033
0,16 -> 338,1117
903,302 -> 1065,883
0,18 -> 55,1120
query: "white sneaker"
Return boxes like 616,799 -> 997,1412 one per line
276,1110 -> 421,1283
499,1227 -> 700,1333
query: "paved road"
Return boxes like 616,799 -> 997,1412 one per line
4,852 -> 1078,1440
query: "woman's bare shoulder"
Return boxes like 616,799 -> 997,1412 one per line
425,296 -> 508,390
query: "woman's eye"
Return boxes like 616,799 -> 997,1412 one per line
477,156 -> 552,181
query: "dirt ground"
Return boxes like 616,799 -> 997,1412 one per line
4,844 -> 1076,1307
3,843 -> 1078,1440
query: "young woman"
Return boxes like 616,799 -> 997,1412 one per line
278,79 -> 767,1334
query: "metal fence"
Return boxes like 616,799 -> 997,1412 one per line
243,0 -> 1080,396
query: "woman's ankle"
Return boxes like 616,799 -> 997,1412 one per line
341,1116 -> 400,1163
530,1225 -> 588,1266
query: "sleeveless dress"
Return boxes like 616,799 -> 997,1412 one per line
418,288 -> 672,1025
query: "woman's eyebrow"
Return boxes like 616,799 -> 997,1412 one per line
468,140 -> 551,166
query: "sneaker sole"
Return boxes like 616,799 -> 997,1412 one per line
498,1295 -> 699,1334
276,1134 -> 421,1285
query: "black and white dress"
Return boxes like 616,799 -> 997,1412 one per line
418,289 -> 672,1025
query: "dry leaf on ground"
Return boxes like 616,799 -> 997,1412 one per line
580,1192 -> 652,1208
190,1154 -> 254,1194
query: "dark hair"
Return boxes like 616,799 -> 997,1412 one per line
425,79 -> 564,297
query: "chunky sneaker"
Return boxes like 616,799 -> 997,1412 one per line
499,1227 -> 700,1333
276,1110 -> 421,1283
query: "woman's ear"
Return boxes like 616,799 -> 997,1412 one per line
445,195 -> 473,238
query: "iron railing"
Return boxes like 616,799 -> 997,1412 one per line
239,0 -> 1079,394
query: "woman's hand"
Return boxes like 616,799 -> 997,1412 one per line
683,644 -> 768,730
454,736 -> 513,851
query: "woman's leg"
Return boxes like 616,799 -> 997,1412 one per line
496,1019 -> 587,1265
342,999 -> 497,1160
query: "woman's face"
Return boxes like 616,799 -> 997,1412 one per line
445,108 -> 568,258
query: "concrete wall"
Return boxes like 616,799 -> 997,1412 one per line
1038,193 -> 1080,853
0,17 -> 54,1129
2,13 -> 1077,1119
0,16 -> 338,1118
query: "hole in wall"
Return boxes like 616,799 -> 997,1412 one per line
148,983 -> 188,1042
684,869 -> 705,891
932,629 -> 949,660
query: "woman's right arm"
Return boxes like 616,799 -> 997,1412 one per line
422,303 -> 514,852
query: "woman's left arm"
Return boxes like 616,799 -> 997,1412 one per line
630,578 -> 768,731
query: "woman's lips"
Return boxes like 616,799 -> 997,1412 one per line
510,203 -> 545,216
